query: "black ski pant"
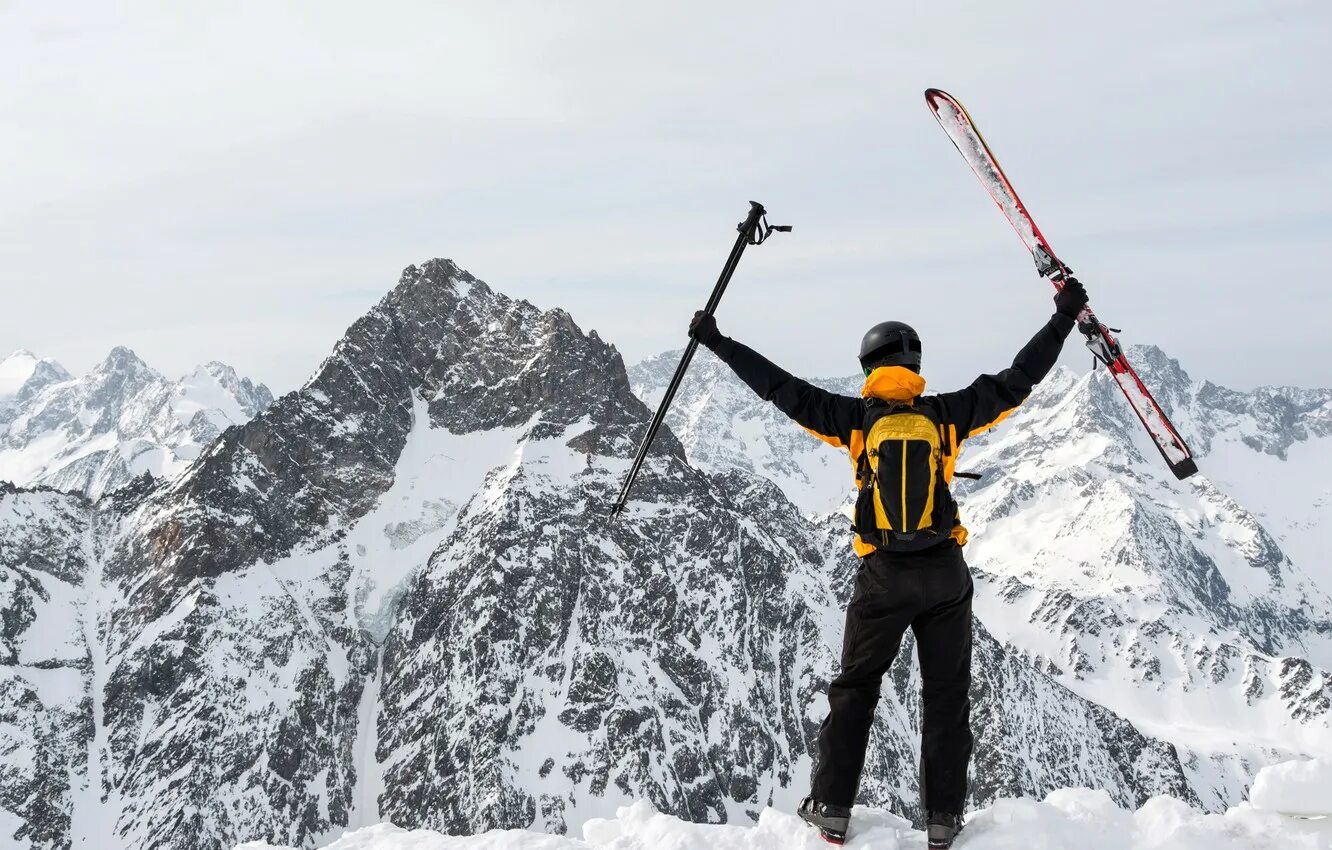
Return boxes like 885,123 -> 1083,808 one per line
811,542 -> 974,815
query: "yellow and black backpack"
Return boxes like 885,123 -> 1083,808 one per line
853,399 -> 958,552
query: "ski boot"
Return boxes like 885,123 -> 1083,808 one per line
798,796 -> 851,845
926,811 -> 964,849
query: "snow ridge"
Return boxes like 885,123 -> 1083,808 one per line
0,348 -> 273,499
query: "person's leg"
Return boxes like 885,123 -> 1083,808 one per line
912,547 -> 974,816
811,554 -> 920,806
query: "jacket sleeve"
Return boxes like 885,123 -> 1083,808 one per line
707,336 -> 861,447
934,313 -> 1076,438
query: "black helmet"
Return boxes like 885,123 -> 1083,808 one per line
859,321 -> 921,371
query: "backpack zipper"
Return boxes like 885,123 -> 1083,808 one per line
900,438 -> 908,532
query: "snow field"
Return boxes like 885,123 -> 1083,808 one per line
1250,758 -> 1331,817
237,782 -> 1331,849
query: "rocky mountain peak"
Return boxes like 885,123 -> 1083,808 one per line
23,358 -> 72,390
78,347 -> 163,417
185,362 -> 274,414
0,350 -> 71,412
1117,343 -> 1193,414
386,258 -> 492,319
159,258 -> 667,586
93,345 -> 156,378
198,361 -> 239,381
0,347 -> 273,499
374,258 -> 651,451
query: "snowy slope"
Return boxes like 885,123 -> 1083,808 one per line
0,348 -> 273,498
1249,757 -> 1332,817
628,350 -> 859,516
957,350 -> 1332,807
237,760 -> 1332,850
0,482 -> 96,849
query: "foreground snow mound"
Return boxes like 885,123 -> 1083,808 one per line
238,792 -> 1331,850
1250,758 -> 1332,817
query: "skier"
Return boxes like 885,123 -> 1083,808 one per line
687,279 -> 1088,847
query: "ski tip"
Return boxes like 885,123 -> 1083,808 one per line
923,87 -> 953,105
1171,457 -> 1200,480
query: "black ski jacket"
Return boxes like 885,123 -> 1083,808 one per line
703,313 -> 1075,555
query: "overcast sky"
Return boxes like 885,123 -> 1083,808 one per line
3,1 -> 1329,394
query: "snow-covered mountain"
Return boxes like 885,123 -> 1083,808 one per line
0,349 -> 71,418
0,260 -> 1231,850
958,349 -> 1332,808
630,337 -> 1332,811
0,348 -> 273,498
627,352 -> 859,516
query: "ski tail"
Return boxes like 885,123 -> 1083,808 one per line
1107,355 -> 1199,480
924,87 -> 1199,480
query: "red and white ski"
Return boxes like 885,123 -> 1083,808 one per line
924,88 -> 1198,480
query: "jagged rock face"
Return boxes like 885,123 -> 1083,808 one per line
69,260 -> 741,850
1129,345 -> 1332,460
0,483 -> 95,850
153,263 -> 645,581
0,349 -> 272,499
378,465 -> 835,834
0,260 -> 1315,850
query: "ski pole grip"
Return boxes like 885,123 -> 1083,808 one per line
738,201 -> 766,234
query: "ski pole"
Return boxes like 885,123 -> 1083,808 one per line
609,201 -> 789,518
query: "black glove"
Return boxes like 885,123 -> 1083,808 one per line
689,311 -> 721,347
1054,278 -> 1089,318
